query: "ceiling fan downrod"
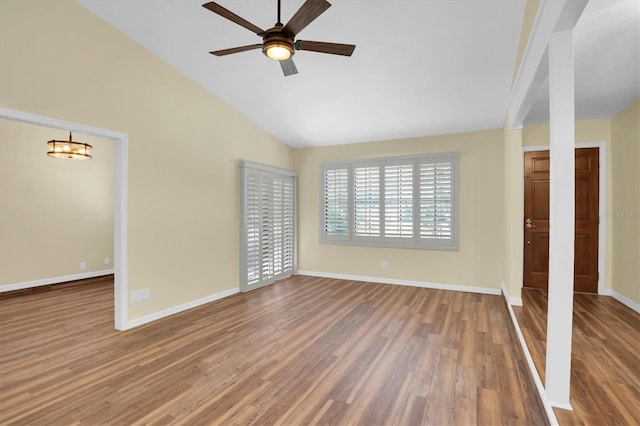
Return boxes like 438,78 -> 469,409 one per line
277,0 -> 282,26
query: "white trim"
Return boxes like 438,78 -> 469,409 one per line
523,145 -> 551,152
125,287 -> 239,329
508,0 -> 589,129
0,107 -> 129,330
550,402 -> 573,411
240,160 -> 297,177
522,142 -> 608,295
610,290 -> 640,314
501,284 -> 561,426
502,282 -> 523,306
0,270 -> 114,293
298,271 -> 501,295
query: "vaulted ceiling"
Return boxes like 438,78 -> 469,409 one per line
79,0 -> 639,147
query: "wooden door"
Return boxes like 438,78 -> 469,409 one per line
523,148 -> 599,293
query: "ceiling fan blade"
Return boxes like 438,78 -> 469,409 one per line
280,58 -> 299,76
209,44 -> 263,56
202,2 -> 264,34
283,0 -> 331,36
295,40 -> 355,56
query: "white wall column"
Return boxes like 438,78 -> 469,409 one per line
545,29 -> 575,409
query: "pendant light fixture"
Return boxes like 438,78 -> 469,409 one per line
47,132 -> 93,160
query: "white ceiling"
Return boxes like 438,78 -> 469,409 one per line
77,0 -> 638,148
525,0 -> 640,124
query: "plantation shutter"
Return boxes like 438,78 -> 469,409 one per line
241,162 -> 296,292
419,155 -> 455,247
321,165 -> 350,241
384,162 -> 414,240
353,164 -> 381,241
245,170 -> 261,285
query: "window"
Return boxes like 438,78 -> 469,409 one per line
320,152 -> 459,250
241,161 -> 296,291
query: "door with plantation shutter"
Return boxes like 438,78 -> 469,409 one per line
240,161 -> 296,292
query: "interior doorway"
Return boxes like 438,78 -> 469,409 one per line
0,107 -> 129,329
523,148 -> 599,293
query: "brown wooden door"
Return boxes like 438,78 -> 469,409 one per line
523,148 -> 599,293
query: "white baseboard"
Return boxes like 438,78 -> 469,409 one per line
501,287 -> 561,425
549,401 -> 573,411
501,282 -> 523,306
125,287 -> 239,330
297,270 -> 501,296
0,269 -> 115,293
610,290 -> 640,314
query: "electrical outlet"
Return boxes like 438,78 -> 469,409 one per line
382,261 -> 388,270
104,257 -> 110,265
130,289 -> 151,304
80,262 -> 87,270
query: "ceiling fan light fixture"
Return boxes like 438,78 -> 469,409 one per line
266,43 -> 292,61
47,132 -> 93,160
263,34 -> 294,61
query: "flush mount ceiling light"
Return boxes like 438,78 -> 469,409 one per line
47,132 -> 93,160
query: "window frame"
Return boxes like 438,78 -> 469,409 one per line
319,152 -> 459,251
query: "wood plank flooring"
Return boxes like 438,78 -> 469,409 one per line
0,276 -> 547,425
513,288 -> 640,425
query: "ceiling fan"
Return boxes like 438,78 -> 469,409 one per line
203,0 -> 356,76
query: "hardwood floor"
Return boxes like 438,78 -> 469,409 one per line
0,276 -> 547,425
513,288 -> 640,425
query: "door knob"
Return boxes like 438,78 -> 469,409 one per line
526,218 -> 534,228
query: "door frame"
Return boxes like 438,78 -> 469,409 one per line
0,107 -> 129,330
523,141 -> 607,295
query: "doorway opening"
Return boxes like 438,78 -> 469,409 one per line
0,107 -> 129,329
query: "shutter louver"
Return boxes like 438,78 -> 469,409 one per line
384,164 -> 414,239
420,161 -> 453,240
245,171 -> 260,285
354,166 -> 381,238
272,177 -> 284,276
323,168 -> 349,237
283,178 -> 294,271
260,173 -> 274,279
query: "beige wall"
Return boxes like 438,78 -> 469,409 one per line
502,125 -> 524,300
293,129 -> 505,290
610,100 -> 640,304
0,0 -> 293,319
0,120 -> 114,286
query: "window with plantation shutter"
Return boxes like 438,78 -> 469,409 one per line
241,161 -> 296,292
320,152 -> 458,250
